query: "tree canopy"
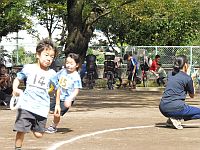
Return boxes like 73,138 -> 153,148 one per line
0,0 -> 31,42
29,0 -> 67,40
0,0 -> 199,61
97,0 -> 200,46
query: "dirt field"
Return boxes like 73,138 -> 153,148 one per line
1,88 -> 200,150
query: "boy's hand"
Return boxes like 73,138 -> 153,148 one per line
54,105 -> 61,117
12,88 -> 23,97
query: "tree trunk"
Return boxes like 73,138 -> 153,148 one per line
65,0 -> 94,62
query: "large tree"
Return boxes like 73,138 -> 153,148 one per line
64,0 -> 135,61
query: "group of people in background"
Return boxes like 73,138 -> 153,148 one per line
1,40 -> 200,149
123,52 -> 167,89
123,52 -> 200,130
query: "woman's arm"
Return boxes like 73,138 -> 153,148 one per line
189,93 -> 194,98
188,77 -> 195,98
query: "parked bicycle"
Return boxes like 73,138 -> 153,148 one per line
104,53 -> 122,89
85,54 -> 98,89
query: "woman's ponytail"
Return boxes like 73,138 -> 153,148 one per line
172,55 -> 188,76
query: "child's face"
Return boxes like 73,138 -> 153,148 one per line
65,57 -> 78,73
0,67 -> 6,74
156,57 -> 160,62
37,48 -> 55,69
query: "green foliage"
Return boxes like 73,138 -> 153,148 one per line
96,54 -> 105,64
97,0 -> 200,46
29,0 -> 67,39
12,47 -> 35,65
95,79 -> 107,88
87,48 -> 94,55
0,0 -> 32,41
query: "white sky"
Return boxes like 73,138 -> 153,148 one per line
0,21 -> 107,54
0,19 -> 60,54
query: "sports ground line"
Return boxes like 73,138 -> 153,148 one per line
47,124 -> 155,150
47,122 -> 200,150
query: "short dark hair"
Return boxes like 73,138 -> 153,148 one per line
0,64 -> 6,69
155,55 -> 160,59
36,38 -> 58,57
123,54 -> 129,60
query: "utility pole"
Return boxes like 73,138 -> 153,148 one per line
16,31 -> 19,65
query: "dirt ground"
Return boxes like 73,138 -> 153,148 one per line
1,88 -> 200,150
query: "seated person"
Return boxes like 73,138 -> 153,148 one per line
150,54 -> 160,72
0,64 -> 12,94
0,64 -> 12,105
156,63 -> 167,86
148,55 -> 161,78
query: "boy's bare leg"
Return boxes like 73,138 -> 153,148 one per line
53,115 -> 60,126
15,132 -> 25,149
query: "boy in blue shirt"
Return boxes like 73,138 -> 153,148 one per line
12,38 -> 58,150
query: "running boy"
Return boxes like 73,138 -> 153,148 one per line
12,38 -> 58,149
45,53 -> 82,133
159,55 -> 200,130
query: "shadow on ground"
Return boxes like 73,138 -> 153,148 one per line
72,88 -> 200,113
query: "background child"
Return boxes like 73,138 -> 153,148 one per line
149,54 -> 160,72
123,52 -> 138,89
156,63 -> 167,86
45,53 -> 82,134
12,38 -> 58,150
159,55 -> 200,130
0,64 -> 12,106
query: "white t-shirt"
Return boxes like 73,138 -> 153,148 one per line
17,64 -> 56,118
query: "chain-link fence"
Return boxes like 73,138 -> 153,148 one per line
134,46 -> 200,68
1,43 -> 200,68
89,45 -> 200,67
88,46 -> 200,78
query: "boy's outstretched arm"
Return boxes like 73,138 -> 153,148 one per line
12,78 -> 23,96
54,88 -> 61,117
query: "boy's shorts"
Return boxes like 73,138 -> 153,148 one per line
50,99 -> 74,116
13,109 -> 47,133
